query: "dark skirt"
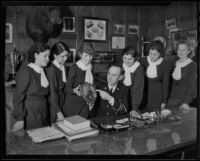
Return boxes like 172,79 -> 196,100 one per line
167,85 -> 188,108
145,80 -> 162,112
50,90 -> 65,123
25,96 -> 49,130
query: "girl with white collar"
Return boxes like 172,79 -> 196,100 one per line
12,42 -> 50,131
46,42 -> 70,123
167,41 -> 197,112
122,46 -> 145,116
140,40 -> 170,112
63,42 -> 95,118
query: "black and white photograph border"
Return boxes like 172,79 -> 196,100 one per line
5,23 -> 13,43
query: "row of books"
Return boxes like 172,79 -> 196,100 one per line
27,115 -> 99,143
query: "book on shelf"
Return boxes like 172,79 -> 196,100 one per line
53,121 -> 99,142
63,115 -> 90,131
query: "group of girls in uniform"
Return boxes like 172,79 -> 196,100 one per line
12,42 -> 95,131
122,40 -> 197,115
12,39 -> 197,132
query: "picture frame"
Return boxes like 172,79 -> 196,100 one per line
63,17 -> 75,32
65,48 -> 77,64
111,36 -> 125,49
113,24 -> 125,35
128,25 -> 139,35
65,48 -> 77,67
166,18 -> 176,30
6,23 -> 13,43
70,48 -> 77,63
83,17 -> 107,42
171,29 -> 197,51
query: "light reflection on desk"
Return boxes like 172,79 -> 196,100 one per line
6,108 -> 197,155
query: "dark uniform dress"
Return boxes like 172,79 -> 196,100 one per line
140,57 -> 170,112
167,61 -> 197,107
124,65 -> 145,112
46,63 -> 66,123
63,64 -> 93,118
13,65 -> 49,130
94,83 -> 129,117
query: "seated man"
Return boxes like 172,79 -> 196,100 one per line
91,64 -> 129,117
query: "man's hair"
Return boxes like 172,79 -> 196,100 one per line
109,63 -> 124,75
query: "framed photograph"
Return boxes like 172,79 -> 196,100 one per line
171,29 -> 197,52
128,25 -> 139,35
83,17 -> 107,42
70,48 -> 77,63
113,24 -> 125,35
6,23 -> 13,43
63,17 -> 75,32
65,48 -> 77,67
166,18 -> 176,30
112,36 -> 125,49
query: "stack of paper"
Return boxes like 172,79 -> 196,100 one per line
27,115 -> 99,143
27,126 -> 65,143
63,115 -> 90,131
53,120 -> 99,142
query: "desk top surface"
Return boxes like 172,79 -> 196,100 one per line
6,108 -> 197,155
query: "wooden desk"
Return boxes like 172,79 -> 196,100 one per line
6,108 -> 197,156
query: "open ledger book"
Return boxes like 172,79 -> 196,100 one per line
27,120 -> 99,143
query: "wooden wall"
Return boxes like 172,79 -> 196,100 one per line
149,1 -> 197,54
5,6 -> 149,68
5,2 -> 197,74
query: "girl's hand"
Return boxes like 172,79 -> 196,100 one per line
57,112 -> 65,122
73,85 -> 81,96
12,121 -> 24,132
179,103 -> 191,113
161,103 -> 166,110
130,110 -> 139,117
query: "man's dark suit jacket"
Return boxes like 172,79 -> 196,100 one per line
90,82 -> 129,117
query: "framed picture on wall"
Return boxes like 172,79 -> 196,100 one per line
6,23 -> 13,43
63,17 -> 75,32
113,24 -> 125,35
171,29 -> 197,53
65,48 -> 77,66
83,17 -> 107,42
166,18 -> 176,30
128,25 -> 139,35
112,36 -> 125,49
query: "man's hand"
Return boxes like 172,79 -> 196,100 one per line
96,89 -> 112,101
88,102 -> 94,111
73,85 -> 81,96
12,121 -> 24,132
179,103 -> 191,113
